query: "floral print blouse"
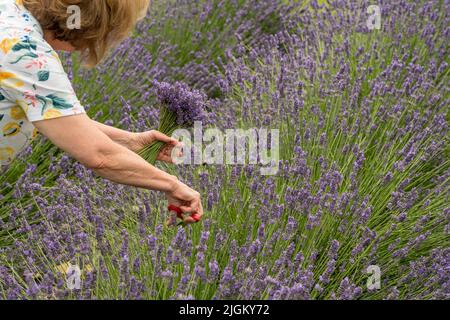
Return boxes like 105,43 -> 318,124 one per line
0,0 -> 85,166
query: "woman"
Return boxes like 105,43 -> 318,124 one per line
0,0 -> 203,224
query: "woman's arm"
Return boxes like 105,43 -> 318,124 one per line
33,114 -> 203,223
91,120 -> 135,150
92,120 -> 179,162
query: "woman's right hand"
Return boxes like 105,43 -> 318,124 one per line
166,179 -> 204,224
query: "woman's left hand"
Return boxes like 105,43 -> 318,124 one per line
129,130 -> 182,163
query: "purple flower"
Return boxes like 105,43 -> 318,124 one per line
152,81 -> 208,126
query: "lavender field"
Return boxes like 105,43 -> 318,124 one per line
0,0 -> 449,300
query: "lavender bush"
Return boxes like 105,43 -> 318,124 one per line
0,0 -> 449,300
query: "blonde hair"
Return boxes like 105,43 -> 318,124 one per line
23,0 -> 150,67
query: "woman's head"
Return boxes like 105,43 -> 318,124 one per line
23,0 -> 150,67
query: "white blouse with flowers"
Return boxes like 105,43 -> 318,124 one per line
0,0 -> 85,166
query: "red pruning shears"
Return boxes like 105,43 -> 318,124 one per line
168,204 -> 201,226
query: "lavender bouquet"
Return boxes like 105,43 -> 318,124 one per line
139,81 -> 207,164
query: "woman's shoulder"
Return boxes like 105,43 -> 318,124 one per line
0,1 -> 48,65
0,0 -> 44,40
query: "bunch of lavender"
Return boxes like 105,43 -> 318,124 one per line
138,81 -> 207,164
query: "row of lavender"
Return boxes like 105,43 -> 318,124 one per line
1,0 -> 449,299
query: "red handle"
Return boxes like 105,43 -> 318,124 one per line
191,213 -> 201,222
168,205 -> 201,222
168,204 -> 184,220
